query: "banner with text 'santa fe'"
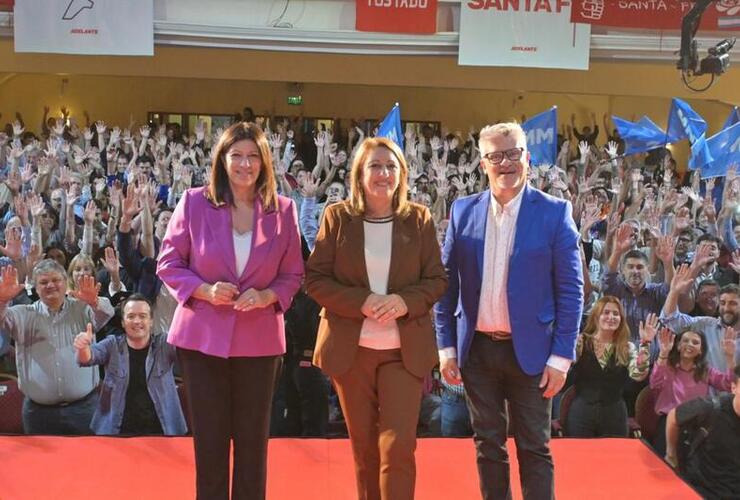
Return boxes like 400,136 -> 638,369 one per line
356,0 -> 438,34
459,0 -> 591,70
571,0 -> 740,31
14,0 -> 154,55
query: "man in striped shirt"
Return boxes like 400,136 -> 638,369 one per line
0,259 -> 114,434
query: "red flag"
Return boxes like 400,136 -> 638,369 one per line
356,0 -> 438,34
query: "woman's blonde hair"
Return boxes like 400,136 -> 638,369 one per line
66,253 -> 95,291
348,137 -> 409,216
207,122 -> 278,211
581,296 -> 631,366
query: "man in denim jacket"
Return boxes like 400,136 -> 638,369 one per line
74,293 -> 186,435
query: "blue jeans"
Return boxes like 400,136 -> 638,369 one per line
22,392 -> 97,435
440,391 -> 472,437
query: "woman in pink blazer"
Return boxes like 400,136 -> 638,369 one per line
157,122 -> 303,500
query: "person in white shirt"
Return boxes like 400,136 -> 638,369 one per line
435,122 -> 583,500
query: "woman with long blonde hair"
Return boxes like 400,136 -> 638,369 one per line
565,296 -> 653,436
306,137 -> 447,500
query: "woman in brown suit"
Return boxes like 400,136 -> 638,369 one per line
306,137 -> 447,500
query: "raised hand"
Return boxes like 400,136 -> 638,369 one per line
299,173 -> 319,198
83,200 -> 97,224
12,120 -> 24,137
121,183 -> 141,220
657,327 -> 675,356
69,275 -> 101,307
722,327 -> 737,359
639,313 -> 660,344
605,141 -> 619,159
614,223 -> 635,255
654,235 -> 676,264
0,265 -> 24,302
139,125 -> 151,139
0,228 -> 22,261
670,263 -> 695,296
578,140 -> 589,161
99,247 -> 120,276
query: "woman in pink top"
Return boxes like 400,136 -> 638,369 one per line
157,122 -> 303,500
650,327 -> 736,456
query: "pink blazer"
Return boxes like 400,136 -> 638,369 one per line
156,187 -> 304,358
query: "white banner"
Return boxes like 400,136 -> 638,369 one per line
14,0 -> 153,56
459,0 -> 590,70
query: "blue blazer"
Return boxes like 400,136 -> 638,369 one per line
434,185 -> 584,375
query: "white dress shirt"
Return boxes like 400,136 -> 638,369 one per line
440,187 -> 571,373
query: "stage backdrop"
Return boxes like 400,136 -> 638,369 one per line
14,0 -> 154,55
571,0 -> 740,31
356,0 -> 438,34
459,0 -> 591,70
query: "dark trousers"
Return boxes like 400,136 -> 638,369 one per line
22,391 -> 97,435
178,348 -> 281,500
565,397 -> 628,437
461,334 -> 554,500
271,351 -> 329,437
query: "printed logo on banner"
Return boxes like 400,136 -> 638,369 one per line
580,0 -> 605,20
571,0 -> 740,30
459,0 -> 591,69
63,0 -> 94,20
14,0 -> 153,55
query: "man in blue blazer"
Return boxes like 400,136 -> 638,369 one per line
434,122 -> 583,500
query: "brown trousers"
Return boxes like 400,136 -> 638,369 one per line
333,347 -> 424,500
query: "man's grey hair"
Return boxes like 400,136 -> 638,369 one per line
32,259 -> 67,283
478,122 -> 527,152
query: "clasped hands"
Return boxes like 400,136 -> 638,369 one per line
205,281 -> 275,312
361,293 -> 408,323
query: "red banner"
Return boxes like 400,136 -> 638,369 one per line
571,0 -> 740,31
356,0 -> 438,34
0,0 -> 14,9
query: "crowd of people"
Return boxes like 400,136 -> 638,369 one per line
0,105 -> 739,498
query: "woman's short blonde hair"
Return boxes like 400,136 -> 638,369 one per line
66,253 -> 95,291
348,137 -> 409,216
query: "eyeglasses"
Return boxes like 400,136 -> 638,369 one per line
482,147 -> 525,165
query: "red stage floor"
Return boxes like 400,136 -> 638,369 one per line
0,437 -> 697,499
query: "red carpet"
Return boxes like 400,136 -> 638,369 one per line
0,437 -> 697,499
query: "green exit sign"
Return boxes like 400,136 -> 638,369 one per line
287,95 -> 303,105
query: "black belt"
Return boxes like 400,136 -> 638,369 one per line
476,330 -> 512,341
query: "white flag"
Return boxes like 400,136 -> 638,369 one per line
15,0 -> 153,56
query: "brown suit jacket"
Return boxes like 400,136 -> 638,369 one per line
306,201 -> 447,378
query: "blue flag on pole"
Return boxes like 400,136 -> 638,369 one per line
723,106 -> 740,130
377,103 -> 404,150
666,98 -> 712,170
522,106 -> 557,166
612,115 -> 667,154
701,121 -> 740,179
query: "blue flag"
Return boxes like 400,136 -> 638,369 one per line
377,103 -> 404,150
666,98 -> 712,170
701,121 -> 740,179
723,106 -> 740,130
612,115 -> 667,154
522,106 -> 557,166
